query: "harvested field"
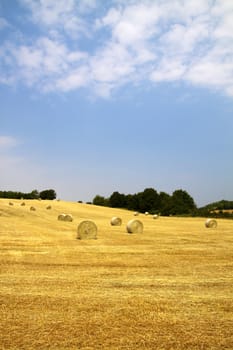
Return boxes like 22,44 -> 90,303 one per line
0,198 -> 233,350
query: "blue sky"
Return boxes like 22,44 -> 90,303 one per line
0,0 -> 233,207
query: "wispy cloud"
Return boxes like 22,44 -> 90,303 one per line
0,17 -> 9,30
1,0 -> 233,98
0,136 -> 19,149
19,0 -> 96,37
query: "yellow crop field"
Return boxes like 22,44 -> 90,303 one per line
0,198 -> 233,350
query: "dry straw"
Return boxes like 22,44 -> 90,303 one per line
126,219 -> 143,234
9,202 -> 14,206
205,219 -> 217,228
145,212 -> 149,215
153,214 -> 159,219
30,206 -> 36,211
64,214 -> 73,222
110,216 -> 122,226
77,220 -> 98,240
21,202 -> 26,206
134,211 -> 139,216
46,205 -> 52,210
58,214 -> 66,221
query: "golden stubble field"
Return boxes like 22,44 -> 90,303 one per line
0,198 -> 233,350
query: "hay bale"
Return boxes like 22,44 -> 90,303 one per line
9,202 -> 14,206
126,219 -> 143,234
77,220 -> 97,240
30,206 -> 36,211
46,205 -> 52,210
205,219 -> 217,228
64,214 -> 73,222
21,202 -> 26,206
134,211 -> 139,216
145,211 -> 149,215
58,213 -> 66,221
110,216 -> 122,226
153,214 -> 159,219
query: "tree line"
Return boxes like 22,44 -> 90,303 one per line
0,189 -> 56,200
93,188 -> 197,216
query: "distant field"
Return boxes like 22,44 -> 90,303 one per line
211,209 -> 233,214
0,198 -> 233,350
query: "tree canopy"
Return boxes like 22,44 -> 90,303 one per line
39,189 -> 57,200
0,189 -> 56,200
92,187 -> 198,216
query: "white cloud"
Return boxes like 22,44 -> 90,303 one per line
90,42 -> 135,83
19,0 -> 97,37
160,22 -> 209,55
0,136 -> 19,149
214,14 -> 233,39
110,3 -> 160,45
151,59 -> 186,82
55,66 -> 89,92
1,0 -> 233,97
78,0 -> 97,13
0,17 -> 9,30
186,59 -> 233,95
1,37 -> 88,89
20,0 -> 76,26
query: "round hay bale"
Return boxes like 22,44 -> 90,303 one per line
145,211 -> 149,215
58,213 -> 66,221
77,220 -> 98,240
126,219 -> 143,234
64,214 -> 73,222
153,214 -> 159,219
205,219 -> 217,228
134,211 -> 139,216
9,202 -> 14,206
46,205 -> 52,210
21,202 -> 26,206
110,216 -> 122,226
30,206 -> 36,211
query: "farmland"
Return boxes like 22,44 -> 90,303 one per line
0,199 -> 233,349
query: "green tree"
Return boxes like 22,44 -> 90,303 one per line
159,191 -> 172,216
30,189 -> 40,199
93,195 -> 107,206
39,189 -> 56,200
125,194 -> 139,210
109,191 -> 126,208
171,189 -> 196,215
137,188 -> 159,213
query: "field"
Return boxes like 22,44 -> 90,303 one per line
0,198 -> 233,350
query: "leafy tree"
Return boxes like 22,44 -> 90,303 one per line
170,189 -> 196,215
159,191 -> 172,216
109,191 -> 126,208
93,195 -> 107,206
0,189 -> 40,199
137,188 -> 159,213
125,194 -> 139,210
200,200 -> 233,211
30,189 -> 40,199
39,189 -> 56,200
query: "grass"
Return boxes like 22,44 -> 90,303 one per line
0,198 -> 233,349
